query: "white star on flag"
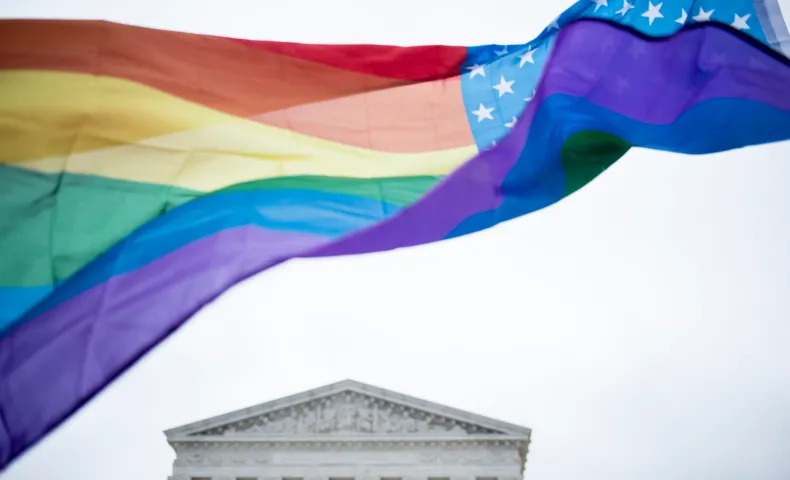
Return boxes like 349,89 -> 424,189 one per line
493,75 -> 515,97
594,0 -> 608,12
494,46 -> 509,56
518,48 -> 536,67
548,16 -> 560,30
642,2 -> 664,26
731,13 -> 750,30
616,0 -> 634,16
525,89 -> 536,102
505,117 -> 517,128
466,64 -> 486,79
472,103 -> 494,122
693,7 -> 714,22
676,8 -> 687,24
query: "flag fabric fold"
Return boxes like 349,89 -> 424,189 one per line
2,0 -> 790,469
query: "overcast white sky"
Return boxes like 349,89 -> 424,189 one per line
2,0 -> 790,479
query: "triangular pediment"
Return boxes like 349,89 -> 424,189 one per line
165,380 -> 530,440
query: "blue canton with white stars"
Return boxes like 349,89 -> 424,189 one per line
460,0 -> 770,150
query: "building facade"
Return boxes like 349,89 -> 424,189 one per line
165,380 -> 532,480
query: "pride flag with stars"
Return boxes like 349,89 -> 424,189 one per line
1,0 -> 790,468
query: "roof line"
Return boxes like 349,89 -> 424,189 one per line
164,379 -> 531,437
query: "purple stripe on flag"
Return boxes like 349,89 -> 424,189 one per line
0,226 -> 329,467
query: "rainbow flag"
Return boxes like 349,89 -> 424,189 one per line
2,0 -> 789,468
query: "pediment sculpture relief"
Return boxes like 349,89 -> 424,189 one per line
195,392 -> 499,436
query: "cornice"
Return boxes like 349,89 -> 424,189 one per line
169,435 -> 530,448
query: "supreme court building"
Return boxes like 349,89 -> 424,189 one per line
164,380 -> 532,480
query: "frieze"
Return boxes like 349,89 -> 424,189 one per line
174,443 -> 523,468
174,444 -> 272,467
417,447 -> 521,465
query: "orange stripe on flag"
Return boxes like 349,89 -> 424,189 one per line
253,76 -> 472,152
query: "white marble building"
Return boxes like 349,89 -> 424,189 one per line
164,380 -> 532,480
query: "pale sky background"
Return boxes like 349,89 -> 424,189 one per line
2,0 -> 790,479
